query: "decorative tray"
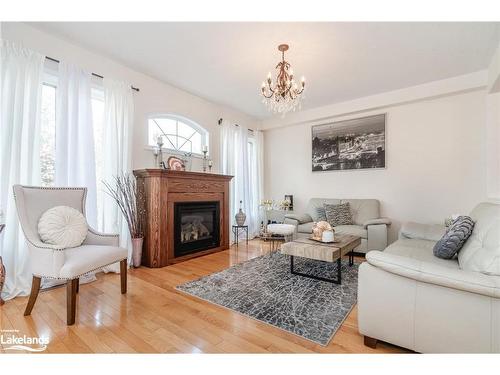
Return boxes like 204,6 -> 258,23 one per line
309,236 -> 339,244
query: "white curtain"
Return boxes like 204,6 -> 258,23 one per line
0,40 -> 45,300
55,62 -> 98,227
100,78 -> 134,265
220,121 -> 263,240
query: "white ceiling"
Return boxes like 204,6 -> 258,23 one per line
30,22 -> 500,119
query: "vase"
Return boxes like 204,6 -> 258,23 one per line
0,256 -> 5,306
235,208 -> 246,226
131,237 -> 144,268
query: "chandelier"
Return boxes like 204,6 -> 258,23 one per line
261,44 -> 306,115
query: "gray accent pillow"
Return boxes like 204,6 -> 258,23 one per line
433,216 -> 475,259
316,207 -> 327,222
324,203 -> 352,226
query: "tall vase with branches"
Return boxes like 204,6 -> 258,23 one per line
103,173 -> 145,267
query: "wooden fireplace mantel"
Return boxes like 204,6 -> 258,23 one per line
133,169 -> 233,268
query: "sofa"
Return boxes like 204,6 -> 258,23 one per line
358,202 -> 500,353
284,198 -> 391,253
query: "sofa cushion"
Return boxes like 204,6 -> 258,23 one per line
297,222 -> 314,234
306,198 -> 341,222
334,224 -> 368,239
433,216 -> 475,259
385,238 -> 460,269
341,199 -> 380,226
458,203 -> 500,276
324,202 -> 352,226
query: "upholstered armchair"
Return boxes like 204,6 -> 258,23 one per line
13,185 -> 128,325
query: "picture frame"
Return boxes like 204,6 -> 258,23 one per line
311,113 -> 386,172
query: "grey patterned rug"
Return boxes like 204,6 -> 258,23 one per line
176,252 -> 359,346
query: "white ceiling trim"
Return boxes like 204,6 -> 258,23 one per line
260,70 -> 488,130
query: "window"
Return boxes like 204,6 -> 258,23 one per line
39,81 -> 105,191
148,115 -> 209,155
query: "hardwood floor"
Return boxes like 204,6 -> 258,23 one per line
0,240 -> 407,353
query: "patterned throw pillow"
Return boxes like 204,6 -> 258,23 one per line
433,216 -> 475,259
323,203 -> 352,227
316,207 -> 327,222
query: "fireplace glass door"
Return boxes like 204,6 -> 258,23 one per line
174,201 -> 220,257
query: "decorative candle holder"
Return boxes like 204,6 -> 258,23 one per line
202,150 -> 208,172
208,159 -> 213,172
155,136 -> 164,168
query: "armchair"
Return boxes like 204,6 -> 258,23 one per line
13,185 -> 128,325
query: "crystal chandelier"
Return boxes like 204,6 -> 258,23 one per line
261,44 -> 306,115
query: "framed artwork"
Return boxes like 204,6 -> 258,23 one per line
311,113 -> 386,171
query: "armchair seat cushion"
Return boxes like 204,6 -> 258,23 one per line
334,224 -> 368,239
59,245 -> 128,279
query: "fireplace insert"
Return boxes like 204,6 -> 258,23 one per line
174,201 -> 220,257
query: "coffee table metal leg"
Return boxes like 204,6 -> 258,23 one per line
348,251 -> 354,266
290,255 -> 342,284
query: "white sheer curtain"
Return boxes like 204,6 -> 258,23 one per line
0,40 -> 45,300
220,121 -> 263,240
100,78 -> 134,265
55,62 -> 98,227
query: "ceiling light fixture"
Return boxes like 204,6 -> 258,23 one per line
261,44 -> 306,115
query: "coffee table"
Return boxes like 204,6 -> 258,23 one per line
280,233 -> 361,284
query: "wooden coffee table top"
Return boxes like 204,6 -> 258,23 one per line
281,233 -> 361,263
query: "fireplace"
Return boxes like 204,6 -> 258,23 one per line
174,201 -> 220,257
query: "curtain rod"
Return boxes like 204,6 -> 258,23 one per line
45,56 -> 140,92
218,118 -> 254,132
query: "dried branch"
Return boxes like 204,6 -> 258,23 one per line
102,173 -> 144,238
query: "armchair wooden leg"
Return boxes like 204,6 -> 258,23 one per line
364,335 -> 378,349
66,279 -> 78,325
120,259 -> 127,294
24,276 -> 41,316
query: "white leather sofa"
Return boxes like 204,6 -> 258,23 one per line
358,202 -> 500,353
284,198 -> 391,253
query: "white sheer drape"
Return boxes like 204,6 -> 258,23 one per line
55,62 -> 98,227
0,40 -> 44,300
220,121 -> 263,240
100,78 -> 134,266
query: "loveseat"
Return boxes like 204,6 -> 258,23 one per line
284,198 -> 391,253
358,202 -> 500,353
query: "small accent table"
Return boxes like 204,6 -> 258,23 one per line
232,225 -> 249,246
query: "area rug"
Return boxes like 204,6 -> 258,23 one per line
176,252 -> 359,346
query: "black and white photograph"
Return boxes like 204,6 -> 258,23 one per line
312,114 -> 386,171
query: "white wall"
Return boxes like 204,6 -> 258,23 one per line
264,90 -> 488,242
1,22 -> 260,172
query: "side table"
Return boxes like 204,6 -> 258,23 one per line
232,225 -> 249,246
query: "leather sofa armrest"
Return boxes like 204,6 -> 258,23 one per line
284,213 -> 313,224
83,227 -> 120,247
363,217 -> 391,228
399,222 -> 445,242
365,251 -> 500,298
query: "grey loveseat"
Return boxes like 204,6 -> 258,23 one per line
284,198 -> 390,253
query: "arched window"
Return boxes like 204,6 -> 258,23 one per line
148,114 -> 209,155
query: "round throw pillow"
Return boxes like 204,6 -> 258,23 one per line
38,206 -> 88,248
433,216 -> 475,259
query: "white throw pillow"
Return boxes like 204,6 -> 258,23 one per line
38,206 -> 88,248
